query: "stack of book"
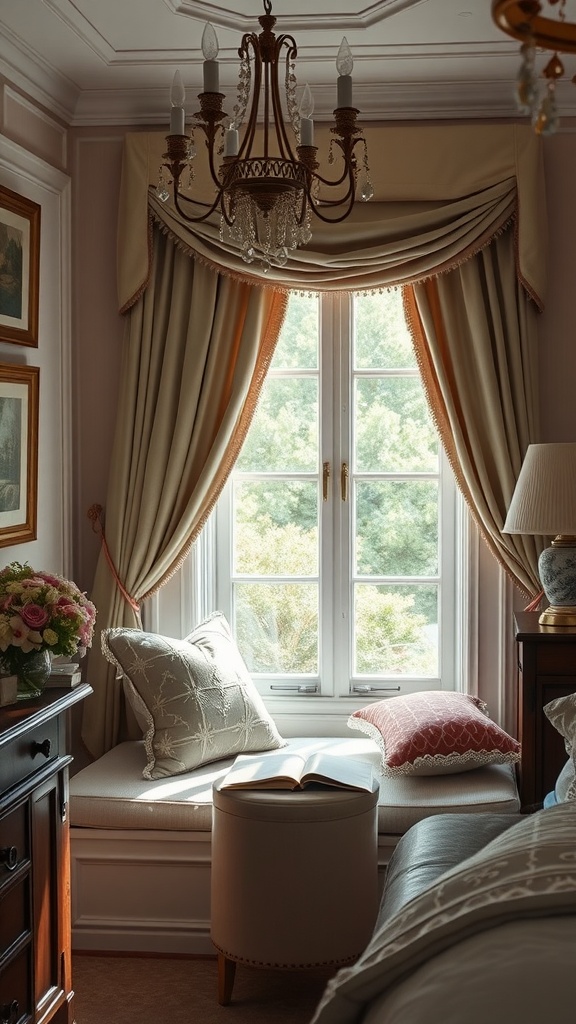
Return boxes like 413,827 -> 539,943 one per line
47,662 -> 82,688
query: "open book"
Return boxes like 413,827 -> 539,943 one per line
221,750 -> 376,793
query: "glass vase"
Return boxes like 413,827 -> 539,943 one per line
8,649 -> 52,701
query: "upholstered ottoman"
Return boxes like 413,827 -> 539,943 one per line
210,776 -> 380,1004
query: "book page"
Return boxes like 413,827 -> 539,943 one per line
302,752 -> 375,792
221,751 -> 308,789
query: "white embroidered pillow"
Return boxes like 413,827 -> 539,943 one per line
101,612 -> 285,780
544,693 -> 576,801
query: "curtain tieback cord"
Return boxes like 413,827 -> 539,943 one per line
87,504 -> 141,614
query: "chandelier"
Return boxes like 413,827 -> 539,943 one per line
492,0 -> 576,134
157,0 -> 372,269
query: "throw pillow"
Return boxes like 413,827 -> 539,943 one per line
101,612 -> 285,780
348,690 -> 521,776
544,693 -> 576,801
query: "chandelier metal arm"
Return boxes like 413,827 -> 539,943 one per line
170,181 -> 224,224
237,33 -> 260,160
158,0 -> 372,267
269,36 -> 299,162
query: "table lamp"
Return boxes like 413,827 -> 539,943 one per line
503,442 -> 576,627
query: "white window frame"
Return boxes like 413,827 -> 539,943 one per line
209,291 -> 466,729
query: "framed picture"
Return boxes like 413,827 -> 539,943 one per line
0,363 -> 39,546
0,186 -> 40,347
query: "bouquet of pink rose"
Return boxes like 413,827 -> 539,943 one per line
0,561 -> 96,676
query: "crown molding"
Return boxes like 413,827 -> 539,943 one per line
4,19 -> 576,129
70,79 -> 552,127
0,27 -> 78,124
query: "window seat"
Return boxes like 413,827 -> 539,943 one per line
69,736 -> 520,955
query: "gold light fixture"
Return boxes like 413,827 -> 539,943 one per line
492,0 -> 576,134
157,0 -> 372,269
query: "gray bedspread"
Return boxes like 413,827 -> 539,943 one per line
311,802 -> 576,1024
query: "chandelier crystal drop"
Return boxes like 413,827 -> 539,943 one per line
158,0 -> 372,269
492,0 -> 576,135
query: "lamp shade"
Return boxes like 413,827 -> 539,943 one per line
503,443 -> 576,537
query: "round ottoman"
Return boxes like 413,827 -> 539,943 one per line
210,777 -> 380,1004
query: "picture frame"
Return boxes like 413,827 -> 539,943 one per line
0,363 -> 39,547
0,185 -> 40,347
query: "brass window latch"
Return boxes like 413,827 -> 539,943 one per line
323,462 -> 349,501
341,462 -> 349,501
323,461 -> 330,501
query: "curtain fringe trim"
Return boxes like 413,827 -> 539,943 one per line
119,214 -> 155,315
402,282 -> 538,604
148,195 -> 529,298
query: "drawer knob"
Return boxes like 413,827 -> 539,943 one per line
1,1001 -> 19,1023
0,846 -> 18,871
31,738 -> 51,759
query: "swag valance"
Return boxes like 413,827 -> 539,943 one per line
117,124 -> 546,311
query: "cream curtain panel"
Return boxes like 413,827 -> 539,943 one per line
404,230 -> 542,596
123,123 -> 544,588
82,227 -> 287,758
83,123 -> 546,758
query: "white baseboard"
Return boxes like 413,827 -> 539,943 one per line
71,826 -> 393,955
70,828 -> 214,955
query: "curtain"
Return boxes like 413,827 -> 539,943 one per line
404,229 -> 542,597
118,125 -> 545,309
82,226 -> 287,758
84,123 -> 547,758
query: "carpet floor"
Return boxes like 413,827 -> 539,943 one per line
72,954 -> 335,1024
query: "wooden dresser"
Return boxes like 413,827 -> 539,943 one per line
515,612 -> 576,808
0,684 -> 91,1024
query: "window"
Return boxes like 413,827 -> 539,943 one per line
213,289 -> 462,705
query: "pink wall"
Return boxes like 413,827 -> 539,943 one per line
539,132 -> 576,441
70,128 -> 131,594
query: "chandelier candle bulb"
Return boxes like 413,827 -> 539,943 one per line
202,22 -> 220,93
336,37 -> 354,107
159,2 -> 371,269
337,75 -> 352,108
203,59 -> 219,94
224,127 -> 239,157
299,82 -> 315,145
300,117 -> 314,146
170,71 -> 186,135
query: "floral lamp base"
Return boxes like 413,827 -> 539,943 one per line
539,540 -> 576,627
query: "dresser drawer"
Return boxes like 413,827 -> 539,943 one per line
535,643 -> 576,676
0,717 -> 60,798
0,803 -> 29,888
0,877 -> 30,960
0,946 -> 32,1023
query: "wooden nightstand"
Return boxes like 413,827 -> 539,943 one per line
0,683 -> 91,1024
515,612 -> 576,808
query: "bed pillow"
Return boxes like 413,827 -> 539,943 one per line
544,693 -> 576,801
348,690 -> 521,776
101,612 -> 285,780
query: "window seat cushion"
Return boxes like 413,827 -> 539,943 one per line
69,736 -> 520,836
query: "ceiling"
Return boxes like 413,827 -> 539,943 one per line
0,0 -> 574,126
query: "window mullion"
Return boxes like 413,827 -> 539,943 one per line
328,292 -> 352,697
319,293 -> 335,696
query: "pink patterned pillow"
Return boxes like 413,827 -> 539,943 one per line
348,691 -> 521,776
